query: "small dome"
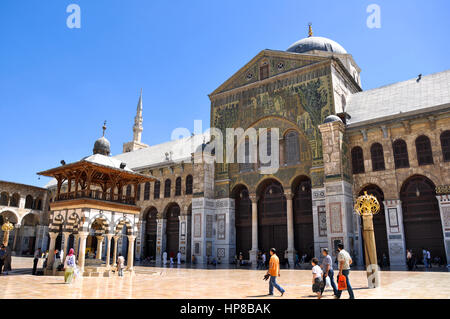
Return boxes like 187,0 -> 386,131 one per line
323,115 -> 343,124
287,36 -> 347,55
93,136 -> 111,156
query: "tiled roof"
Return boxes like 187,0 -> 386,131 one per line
346,69 -> 450,126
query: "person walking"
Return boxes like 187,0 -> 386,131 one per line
63,248 -> 77,284
335,243 -> 355,299
406,249 -> 413,271
3,246 -> 11,275
170,251 -> 174,265
177,251 -> 181,265
311,257 -> 324,299
294,253 -> 300,269
262,252 -> 267,269
117,253 -> 125,277
422,248 -> 428,269
320,248 -> 338,297
33,248 -> 41,275
0,246 -> 5,275
266,248 -> 285,296
427,250 -> 431,268
284,250 -> 290,268
162,251 -> 167,265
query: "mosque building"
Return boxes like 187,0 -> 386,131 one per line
2,26 -> 449,268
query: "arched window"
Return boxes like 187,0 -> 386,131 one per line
164,179 -> 171,198
10,193 -> 20,207
25,195 -> 34,209
393,139 -> 409,168
370,143 -> 385,171
0,192 -> 8,206
240,139 -> 253,172
154,181 -> 160,199
285,131 -> 300,166
441,130 -> 450,162
144,182 -> 150,200
260,130 -> 272,168
415,135 -> 433,165
175,177 -> 182,196
136,184 -> 141,201
185,175 -> 193,195
35,198 -> 42,210
351,146 -> 365,174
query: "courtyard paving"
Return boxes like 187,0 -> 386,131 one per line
1,257 -> 449,299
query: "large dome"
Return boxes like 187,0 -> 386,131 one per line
287,36 -> 347,55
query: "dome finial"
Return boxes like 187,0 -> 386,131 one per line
102,120 -> 107,137
308,22 -> 313,37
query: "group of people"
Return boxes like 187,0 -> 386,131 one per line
0,245 -> 12,275
264,244 -> 355,299
162,251 -> 182,265
32,247 -> 129,282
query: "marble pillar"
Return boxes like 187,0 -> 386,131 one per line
285,190 -> 295,266
62,231 -> 70,256
77,233 -> 88,273
127,235 -> 136,271
96,236 -> 104,260
46,232 -> 58,271
112,235 -> 119,267
249,194 -> 258,265
105,234 -> 113,268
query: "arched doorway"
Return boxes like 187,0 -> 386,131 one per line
400,175 -> 446,264
165,203 -> 180,257
257,179 -> 287,257
359,185 -> 389,266
292,176 -> 314,259
233,185 -> 252,259
144,207 -> 158,260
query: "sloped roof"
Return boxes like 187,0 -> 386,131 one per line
346,69 -> 450,127
113,132 -> 210,170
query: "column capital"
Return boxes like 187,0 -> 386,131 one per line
96,235 -> 105,241
62,231 -> 71,237
285,189 -> 293,200
105,233 -> 114,239
78,232 -> 89,239
49,232 -> 59,239
249,193 -> 259,203
127,235 -> 136,241
14,223 -> 21,229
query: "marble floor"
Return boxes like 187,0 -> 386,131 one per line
1,257 -> 449,299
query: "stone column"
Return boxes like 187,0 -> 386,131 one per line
285,190 -> 295,266
46,232 -> 58,271
156,218 -> 167,264
249,194 -> 258,265
436,194 -> 450,266
383,199 -> 407,266
105,234 -> 113,268
127,235 -> 136,271
112,235 -> 119,266
62,231 -> 71,256
73,234 -> 80,257
77,232 -> 88,273
96,236 -> 104,260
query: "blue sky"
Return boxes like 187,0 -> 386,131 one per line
0,0 -> 449,187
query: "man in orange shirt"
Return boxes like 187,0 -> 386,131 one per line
266,248 -> 285,296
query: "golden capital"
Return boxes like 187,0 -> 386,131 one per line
354,191 -> 380,216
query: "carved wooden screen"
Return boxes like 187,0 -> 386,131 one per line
393,139 -> 410,168
441,130 -> 450,161
144,182 -> 150,200
293,178 -> 314,257
164,179 -> 171,198
371,143 -> 385,171
416,135 -> 433,165
154,181 -> 160,199
144,207 -> 158,259
166,205 -> 180,255
351,146 -> 365,174
235,188 -> 252,259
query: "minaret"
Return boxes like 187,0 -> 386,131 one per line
122,89 -> 149,153
133,88 -> 143,143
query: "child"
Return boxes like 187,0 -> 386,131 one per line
311,257 -> 324,299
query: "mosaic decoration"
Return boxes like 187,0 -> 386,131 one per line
217,214 -> 226,240
329,202 -> 343,233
